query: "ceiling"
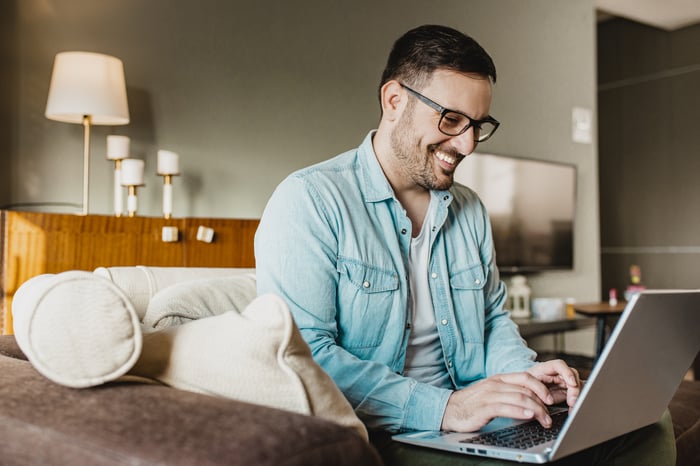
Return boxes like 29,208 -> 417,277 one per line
596,0 -> 700,30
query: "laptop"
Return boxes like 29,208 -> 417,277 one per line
393,290 -> 700,463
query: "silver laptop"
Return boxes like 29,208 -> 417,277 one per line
393,290 -> 700,463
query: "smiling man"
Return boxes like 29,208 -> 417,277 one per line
255,25 -> 674,465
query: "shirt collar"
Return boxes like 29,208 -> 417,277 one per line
357,130 -> 452,204
357,130 -> 395,203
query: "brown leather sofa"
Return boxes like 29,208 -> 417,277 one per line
670,355 -> 700,466
0,335 -> 383,466
3,333 -> 698,465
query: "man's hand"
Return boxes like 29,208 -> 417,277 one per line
441,360 -> 581,433
526,359 -> 581,408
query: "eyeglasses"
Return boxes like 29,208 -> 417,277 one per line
400,84 -> 500,142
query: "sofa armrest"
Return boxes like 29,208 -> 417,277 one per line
0,333 -> 26,361
0,335 -> 382,466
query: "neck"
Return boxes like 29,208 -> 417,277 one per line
372,129 -> 431,237
400,190 -> 431,238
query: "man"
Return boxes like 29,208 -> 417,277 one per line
255,25 -> 674,465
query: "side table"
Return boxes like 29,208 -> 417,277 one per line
573,301 -> 626,360
512,315 -> 596,371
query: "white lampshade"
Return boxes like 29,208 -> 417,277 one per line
45,51 -> 130,125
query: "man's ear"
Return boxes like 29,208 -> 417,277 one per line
379,80 -> 405,122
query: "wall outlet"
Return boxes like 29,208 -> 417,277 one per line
572,107 -> 593,144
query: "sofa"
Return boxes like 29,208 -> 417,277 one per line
0,266 -> 383,466
671,377 -> 700,466
0,265 -> 698,465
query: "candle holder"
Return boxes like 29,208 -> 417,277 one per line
125,184 -> 144,217
159,173 -> 179,219
120,158 -> 145,218
157,150 -> 180,219
106,135 -> 130,217
112,159 -> 125,216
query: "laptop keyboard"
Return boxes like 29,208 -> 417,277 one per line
461,410 -> 568,450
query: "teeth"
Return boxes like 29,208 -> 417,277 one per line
435,151 -> 457,165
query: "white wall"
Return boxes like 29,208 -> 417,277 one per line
5,0 -> 600,318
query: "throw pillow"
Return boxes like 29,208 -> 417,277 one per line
142,274 -> 257,329
132,293 -> 368,440
12,271 -> 143,388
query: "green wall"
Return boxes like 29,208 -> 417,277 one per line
3,0 -> 599,303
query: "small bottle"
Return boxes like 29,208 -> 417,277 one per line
609,288 -> 618,307
565,297 -> 576,319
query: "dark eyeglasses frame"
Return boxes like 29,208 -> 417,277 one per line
400,83 -> 500,142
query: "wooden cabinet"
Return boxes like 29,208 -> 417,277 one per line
0,211 -> 259,335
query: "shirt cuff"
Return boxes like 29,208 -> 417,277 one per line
402,381 -> 453,431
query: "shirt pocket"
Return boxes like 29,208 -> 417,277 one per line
449,262 -> 487,343
336,257 -> 400,350
449,262 -> 486,290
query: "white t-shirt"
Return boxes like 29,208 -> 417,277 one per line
403,197 -> 452,388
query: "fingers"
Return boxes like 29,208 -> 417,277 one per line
527,360 -> 582,407
441,374 -> 553,433
498,371 -> 555,406
565,367 -> 581,407
440,363 -> 588,433
530,359 -> 580,388
494,373 -> 554,427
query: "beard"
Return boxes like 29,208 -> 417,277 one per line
389,108 -> 457,191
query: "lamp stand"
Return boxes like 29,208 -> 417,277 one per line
81,115 -> 92,216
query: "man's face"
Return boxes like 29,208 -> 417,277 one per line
390,69 -> 493,191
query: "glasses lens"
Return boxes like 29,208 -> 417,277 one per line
475,121 -> 497,142
439,112 -> 499,141
438,111 -> 469,136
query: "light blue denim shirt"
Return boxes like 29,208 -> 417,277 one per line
255,131 -> 537,433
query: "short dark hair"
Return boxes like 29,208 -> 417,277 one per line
379,25 -> 496,100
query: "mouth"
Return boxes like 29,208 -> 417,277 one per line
433,148 -> 464,172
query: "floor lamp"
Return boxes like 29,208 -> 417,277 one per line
45,51 -> 130,215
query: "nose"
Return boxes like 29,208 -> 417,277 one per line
450,127 -> 478,156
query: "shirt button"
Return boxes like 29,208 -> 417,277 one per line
401,228 -> 407,235
474,279 -> 481,285
443,195 -> 449,201
441,319 -> 448,325
363,281 -> 370,288
447,360 -> 453,368
431,272 -> 438,279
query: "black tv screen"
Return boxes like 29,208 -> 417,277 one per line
454,152 -> 576,274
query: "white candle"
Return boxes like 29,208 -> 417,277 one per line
163,182 -> 173,218
107,135 -> 130,160
127,186 -> 138,217
120,158 -> 145,186
157,150 -> 180,175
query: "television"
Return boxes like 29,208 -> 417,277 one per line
454,152 -> 577,274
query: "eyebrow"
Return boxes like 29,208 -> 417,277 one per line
401,84 -> 489,121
